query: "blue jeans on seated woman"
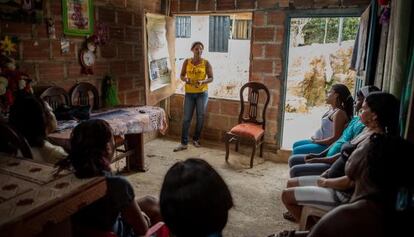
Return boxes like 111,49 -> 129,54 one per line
292,139 -> 328,155
181,91 -> 208,145
288,154 -> 331,178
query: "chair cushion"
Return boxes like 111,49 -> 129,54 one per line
230,123 -> 264,141
114,135 -> 125,147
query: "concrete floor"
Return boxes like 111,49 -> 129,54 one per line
119,138 -> 296,237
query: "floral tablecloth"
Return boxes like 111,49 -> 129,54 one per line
56,106 -> 167,136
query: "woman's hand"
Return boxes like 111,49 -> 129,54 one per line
317,177 -> 328,187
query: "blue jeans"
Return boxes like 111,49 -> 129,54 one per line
292,139 -> 328,155
288,154 -> 331,178
181,92 -> 208,145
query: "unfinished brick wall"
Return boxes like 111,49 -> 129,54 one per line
0,0 -> 161,105
168,0 -> 369,150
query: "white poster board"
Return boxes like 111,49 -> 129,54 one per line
146,13 -> 172,92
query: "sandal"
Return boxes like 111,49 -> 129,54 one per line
283,211 -> 297,222
173,144 -> 187,152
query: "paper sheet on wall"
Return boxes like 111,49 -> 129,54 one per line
146,13 -> 172,92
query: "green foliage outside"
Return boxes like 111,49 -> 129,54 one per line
302,17 -> 360,45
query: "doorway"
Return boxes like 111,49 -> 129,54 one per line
281,16 -> 360,149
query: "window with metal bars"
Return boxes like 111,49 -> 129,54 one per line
175,16 -> 191,38
231,20 -> 252,40
209,16 -> 230,52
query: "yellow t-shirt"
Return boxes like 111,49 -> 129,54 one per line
184,58 -> 208,93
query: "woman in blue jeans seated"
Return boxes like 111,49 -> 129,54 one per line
288,85 -> 380,177
174,41 -> 213,152
281,92 -> 400,222
292,84 -> 354,155
160,158 -> 233,237
56,119 -> 161,237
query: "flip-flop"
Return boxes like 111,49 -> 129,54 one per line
283,211 -> 297,222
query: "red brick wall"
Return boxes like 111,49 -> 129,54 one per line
168,0 -> 369,149
1,0 -> 161,105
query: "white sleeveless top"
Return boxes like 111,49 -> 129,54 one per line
313,108 -> 338,140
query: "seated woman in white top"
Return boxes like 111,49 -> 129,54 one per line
292,84 -> 353,155
9,93 -> 67,163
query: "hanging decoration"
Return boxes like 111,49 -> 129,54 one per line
80,36 -> 96,74
102,75 -> 120,107
46,17 -> 57,39
0,54 -> 33,114
93,22 -> 110,45
0,36 -> 18,56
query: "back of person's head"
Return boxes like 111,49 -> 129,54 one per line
331,84 -> 353,119
9,93 -> 47,147
364,92 -> 400,135
365,134 -> 414,235
356,85 -> 380,99
160,158 -> 233,237
57,119 -> 113,178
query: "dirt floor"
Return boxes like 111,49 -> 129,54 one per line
118,137 -> 296,237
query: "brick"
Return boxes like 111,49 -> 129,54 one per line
314,0 -> 340,8
263,75 -> 280,90
110,61 -> 127,75
275,27 -> 285,43
265,44 -> 282,58
110,26 -> 124,41
50,0 -> 62,16
279,0 -> 289,7
237,0 -> 256,9
180,0 -> 196,11
253,12 -> 266,27
100,44 -> 116,58
253,27 -> 275,42
125,27 -> 140,42
126,0 -> 140,9
207,99 -> 220,113
125,90 -> 142,105
133,45 -> 143,59
39,63 -> 64,81
126,61 -> 140,73
208,114 -> 230,131
220,100 -> 239,116
117,43 -> 133,59
143,0 -> 162,13
257,0 -> 278,9
293,0 -> 313,8
198,0 -> 215,11
252,59 -> 273,73
201,127 -> 222,141
22,40 -> 49,60
1,21 -> 30,37
67,63 -> 82,78
133,13 -> 143,26
118,76 -> 133,91
18,62 -> 36,77
99,8 -> 116,23
93,62 -> 110,77
252,44 -> 264,58
268,12 -> 285,25
275,58 -> 282,74
117,11 -> 132,25
250,74 -> 264,83
267,107 -> 278,120
111,0 -> 126,8
217,0 -> 235,10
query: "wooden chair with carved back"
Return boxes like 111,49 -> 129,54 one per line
39,86 -> 70,111
70,82 -> 100,110
0,121 -> 33,159
225,82 -> 270,168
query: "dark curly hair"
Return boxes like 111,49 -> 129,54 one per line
160,158 -> 233,237
365,133 -> 414,236
56,119 -> 113,178
364,92 -> 400,135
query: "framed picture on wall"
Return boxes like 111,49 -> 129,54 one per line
62,0 -> 94,36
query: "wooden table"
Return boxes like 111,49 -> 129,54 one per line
0,155 -> 107,237
48,106 -> 167,172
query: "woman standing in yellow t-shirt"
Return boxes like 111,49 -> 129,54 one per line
174,42 -> 213,152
